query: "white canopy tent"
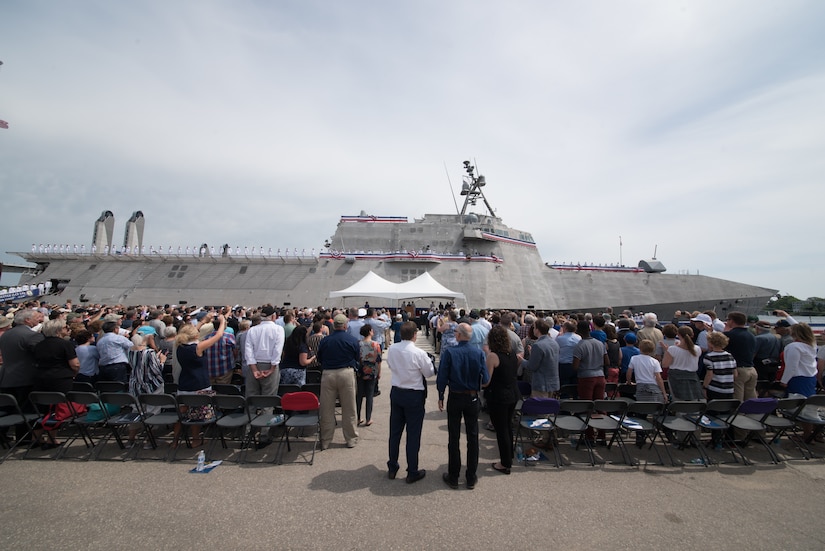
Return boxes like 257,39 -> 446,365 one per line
395,272 -> 465,301
328,271 -> 401,300
328,270 -> 465,302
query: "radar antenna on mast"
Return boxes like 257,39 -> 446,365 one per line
459,160 -> 496,217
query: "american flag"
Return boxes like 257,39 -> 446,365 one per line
0,120 -> 8,129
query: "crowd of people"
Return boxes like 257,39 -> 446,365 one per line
1,298 -> 823,481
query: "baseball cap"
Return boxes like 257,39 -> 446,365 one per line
333,314 -> 348,327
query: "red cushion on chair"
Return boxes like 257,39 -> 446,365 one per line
281,391 -> 319,412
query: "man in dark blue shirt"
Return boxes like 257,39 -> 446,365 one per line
437,322 -> 489,490
317,313 -> 361,450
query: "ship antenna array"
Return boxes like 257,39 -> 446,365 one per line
458,160 -> 496,217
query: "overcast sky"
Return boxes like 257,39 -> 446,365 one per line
1,1 -> 822,300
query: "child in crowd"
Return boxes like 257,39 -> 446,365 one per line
626,339 -> 666,446
619,332 -> 640,383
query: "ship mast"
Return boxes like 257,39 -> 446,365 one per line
459,161 -> 496,218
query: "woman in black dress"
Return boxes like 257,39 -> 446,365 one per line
484,325 -> 520,474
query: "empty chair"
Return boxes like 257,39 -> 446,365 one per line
98,392 -> 149,456
138,393 -> 180,458
653,401 -> 709,467
277,391 -> 320,465
0,394 -> 40,462
693,399 -> 741,464
624,401 -> 666,466
66,390 -> 108,459
554,400 -> 596,466
761,397 -> 807,458
787,395 -> 825,458
305,370 -> 322,384
515,397 -> 561,468
214,394 -> 251,456
245,395 -> 284,460
729,398 -> 780,464
588,399 -> 631,465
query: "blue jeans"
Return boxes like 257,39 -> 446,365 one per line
446,392 -> 480,481
100,362 -> 129,384
387,387 -> 426,474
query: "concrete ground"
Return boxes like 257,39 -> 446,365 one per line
2,332 -> 825,550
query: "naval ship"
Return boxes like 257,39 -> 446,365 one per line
7,162 -> 776,317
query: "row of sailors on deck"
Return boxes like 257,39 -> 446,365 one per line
32,244 -> 316,257
0,282 -> 51,299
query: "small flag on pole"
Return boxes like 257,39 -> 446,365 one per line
0,120 -> 8,129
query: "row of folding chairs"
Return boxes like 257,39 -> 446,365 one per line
0,390 -> 321,465
72,378 -> 322,400
514,395 -> 825,468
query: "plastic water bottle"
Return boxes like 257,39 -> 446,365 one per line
196,450 -> 206,472
515,445 -> 524,462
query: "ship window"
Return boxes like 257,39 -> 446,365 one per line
239,266 -> 248,274
309,267 -> 316,273
88,264 -> 97,270
171,265 -> 179,271
176,272 -> 185,278
409,228 -> 416,233
179,265 -> 188,271
167,272 -> 175,278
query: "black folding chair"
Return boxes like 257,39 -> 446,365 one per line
25,391 -> 79,460
554,400 -> 595,466
138,393 -> 180,459
624,401 -> 666,466
277,391 -> 320,465
762,397 -> 807,458
730,398 -> 780,464
653,401 -> 709,467
66,390 -> 109,460
305,370 -> 322,384
98,391 -> 148,459
588,399 -> 631,465
245,395 -> 284,463
0,393 -> 40,463
214,394 -> 252,458
692,399 -> 742,465
515,397 -> 560,467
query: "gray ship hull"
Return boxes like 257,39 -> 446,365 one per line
12,211 -> 776,317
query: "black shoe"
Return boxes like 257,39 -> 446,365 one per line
374,389 -> 381,397
466,476 -> 478,490
442,472 -> 459,489
388,468 -> 399,480
406,469 -> 426,484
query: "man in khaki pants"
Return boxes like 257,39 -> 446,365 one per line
317,313 -> 360,449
